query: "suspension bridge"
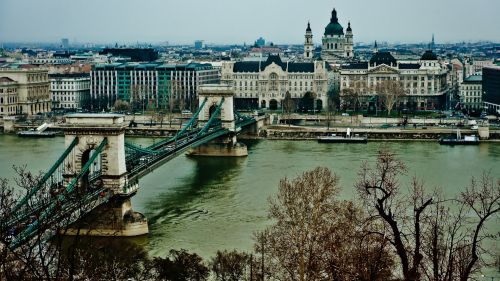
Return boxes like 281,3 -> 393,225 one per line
1,85 -> 264,250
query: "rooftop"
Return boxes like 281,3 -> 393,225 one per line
464,75 -> 482,82
93,62 -> 214,71
0,77 -> 16,83
370,52 -> 397,65
233,55 -> 317,73
49,73 -> 90,79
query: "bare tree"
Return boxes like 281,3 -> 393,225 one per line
341,88 -> 359,112
113,99 -> 131,113
356,150 -> 500,281
375,80 -> 406,116
254,167 -> 395,281
326,88 -> 340,130
210,250 -> 250,281
458,172 -> 500,281
282,91 -> 294,126
356,150 -> 433,281
255,167 -> 340,281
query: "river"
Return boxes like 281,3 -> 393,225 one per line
0,135 -> 498,260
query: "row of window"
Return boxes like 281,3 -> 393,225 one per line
0,96 -> 19,104
461,91 -> 482,96
27,73 -> 48,83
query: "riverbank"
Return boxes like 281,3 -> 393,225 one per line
3,125 -> 500,141
258,125 -> 500,141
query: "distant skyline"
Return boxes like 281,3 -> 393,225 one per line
1,0 -> 499,45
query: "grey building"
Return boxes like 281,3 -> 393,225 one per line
483,65 -> 500,114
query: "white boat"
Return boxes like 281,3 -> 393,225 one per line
318,128 -> 368,143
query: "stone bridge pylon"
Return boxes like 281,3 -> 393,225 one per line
190,84 -> 248,157
62,114 -> 148,237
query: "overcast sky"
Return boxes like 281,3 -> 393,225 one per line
1,0 -> 499,45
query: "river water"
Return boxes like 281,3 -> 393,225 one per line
0,135 -> 498,260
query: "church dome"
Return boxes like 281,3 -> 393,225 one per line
421,50 -> 438,60
324,8 -> 344,36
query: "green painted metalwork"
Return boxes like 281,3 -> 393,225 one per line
198,98 -> 224,136
173,97 -> 208,140
11,137 -> 79,214
10,138 -> 108,249
143,97 -> 208,150
125,142 -> 162,155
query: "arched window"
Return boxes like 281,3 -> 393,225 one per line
335,43 -> 338,49
270,73 -> 278,91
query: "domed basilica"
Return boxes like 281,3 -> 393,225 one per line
304,7 -> 354,63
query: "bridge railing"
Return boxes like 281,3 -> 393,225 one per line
9,138 -> 109,249
9,137 -> 79,215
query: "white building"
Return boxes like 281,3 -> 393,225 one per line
50,73 -> 90,110
339,50 -> 450,110
221,55 -> 330,110
459,74 -> 483,111
321,8 -> 354,63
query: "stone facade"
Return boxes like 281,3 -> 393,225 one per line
50,73 -> 90,110
0,77 -> 19,116
0,68 -> 51,115
198,84 -> 235,131
221,55 -> 330,110
340,50 -> 450,110
459,74 -> 483,110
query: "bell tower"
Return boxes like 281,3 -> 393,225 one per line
345,21 -> 354,58
304,22 -> 314,60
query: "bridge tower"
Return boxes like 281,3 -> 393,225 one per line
61,114 -> 148,236
191,84 -> 248,156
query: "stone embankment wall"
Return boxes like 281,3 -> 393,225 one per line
263,126 -> 500,141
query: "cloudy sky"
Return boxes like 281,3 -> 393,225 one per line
1,0 -> 499,45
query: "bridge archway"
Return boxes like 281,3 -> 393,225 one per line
208,104 -> 218,119
198,85 -> 235,132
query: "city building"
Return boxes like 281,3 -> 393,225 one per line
221,55 -> 330,110
339,50 -> 449,110
49,73 -> 90,110
30,57 -> 73,65
99,48 -> 159,62
91,62 -> 219,111
304,22 -> 314,60
194,40 -> 204,50
482,65 -> 500,113
0,77 -> 19,116
0,67 -> 51,115
321,8 -> 354,63
61,38 -> 69,49
459,75 -> 482,110
255,37 -> 266,47
471,59 -> 494,74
